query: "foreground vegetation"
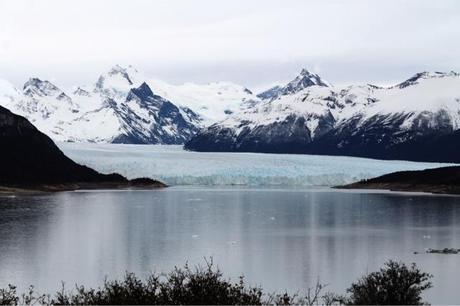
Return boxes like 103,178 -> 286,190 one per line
0,260 -> 432,305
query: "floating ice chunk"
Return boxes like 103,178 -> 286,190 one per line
187,198 -> 203,202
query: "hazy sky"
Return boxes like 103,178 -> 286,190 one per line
0,0 -> 459,90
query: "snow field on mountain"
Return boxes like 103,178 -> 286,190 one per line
148,79 -> 258,125
0,79 -> 19,104
369,76 -> 460,128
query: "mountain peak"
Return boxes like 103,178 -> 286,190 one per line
109,64 -> 125,73
397,71 -> 460,89
129,82 -> 154,100
105,65 -> 133,85
278,68 -> 330,97
23,78 -> 61,97
24,77 -> 46,89
107,65 -> 138,84
95,65 -> 140,95
299,68 -> 315,76
256,69 -> 330,101
297,68 -> 330,86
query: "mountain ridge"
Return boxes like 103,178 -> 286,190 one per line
0,66 -> 204,144
0,65 -> 264,144
2,66 -> 460,164
185,69 -> 460,163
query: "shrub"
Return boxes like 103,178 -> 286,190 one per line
266,282 -> 345,306
0,285 -> 18,305
0,285 -> 49,306
346,260 -> 432,305
0,260 -> 433,305
52,259 -> 264,305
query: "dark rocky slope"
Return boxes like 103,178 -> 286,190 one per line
338,166 -> 460,194
304,113 -> 460,163
186,117 -> 460,162
111,82 -> 200,144
0,106 -> 165,191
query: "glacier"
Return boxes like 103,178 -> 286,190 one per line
58,143 -> 454,186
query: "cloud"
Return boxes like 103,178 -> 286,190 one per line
0,0 -> 459,89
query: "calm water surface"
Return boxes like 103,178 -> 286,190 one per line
1,187 -> 460,304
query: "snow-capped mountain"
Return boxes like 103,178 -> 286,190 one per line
2,77 -> 81,139
256,69 -> 330,102
4,65 -> 460,162
185,69 -> 460,163
94,65 -> 142,100
0,65 -> 262,143
0,65 -> 202,144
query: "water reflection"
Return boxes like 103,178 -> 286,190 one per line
0,188 -> 459,303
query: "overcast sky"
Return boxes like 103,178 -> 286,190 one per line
0,0 -> 459,90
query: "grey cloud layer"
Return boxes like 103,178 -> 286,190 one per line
0,0 -> 459,88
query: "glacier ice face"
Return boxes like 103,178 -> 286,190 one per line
58,142 -> 453,186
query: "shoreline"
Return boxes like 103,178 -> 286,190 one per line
335,183 -> 460,195
336,166 -> 460,195
0,180 -> 167,194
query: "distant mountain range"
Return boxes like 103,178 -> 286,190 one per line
0,65 -> 260,144
1,66 -> 460,162
186,70 -> 460,163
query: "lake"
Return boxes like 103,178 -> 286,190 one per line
1,187 -> 460,304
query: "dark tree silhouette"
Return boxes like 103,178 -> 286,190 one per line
346,260 -> 432,305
